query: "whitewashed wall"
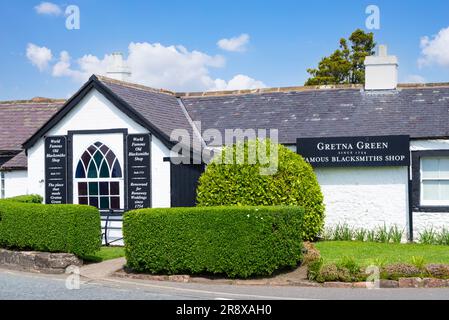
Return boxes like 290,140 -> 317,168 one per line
289,144 -> 410,236
3,170 -> 28,198
411,140 -> 449,236
315,167 -> 409,233
27,89 -> 171,208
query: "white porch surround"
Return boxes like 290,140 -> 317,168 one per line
27,89 -> 171,209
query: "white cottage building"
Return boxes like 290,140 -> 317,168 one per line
1,47 -> 449,242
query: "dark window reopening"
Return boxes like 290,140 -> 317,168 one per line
75,142 -> 122,209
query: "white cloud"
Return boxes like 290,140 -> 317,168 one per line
35,2 -> 62,16
36,41 -> 265,92
212,74 -> 266,91
217,34 -> 250,52
26,43 -> 53,71
52,51 -> 113,82
419,26 -> 449,68
404,74 -> 426,84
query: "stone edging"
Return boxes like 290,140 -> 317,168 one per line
324,278 -> 449,288
0,249 -> 82,274
113,270 -> 449,289
113,270 -> 321,287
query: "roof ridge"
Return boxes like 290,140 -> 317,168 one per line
95,75 -> 449,98
0,99 -> 65,105
95,74 -> 176,96
177,84 -> 364,98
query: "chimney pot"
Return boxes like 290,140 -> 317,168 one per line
106,52 -> 131,81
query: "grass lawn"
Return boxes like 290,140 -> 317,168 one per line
81,246 -> 125,263
315,241 -> 449,266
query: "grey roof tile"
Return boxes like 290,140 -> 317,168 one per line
0,101 -> 63,151
182,87 -> 449,144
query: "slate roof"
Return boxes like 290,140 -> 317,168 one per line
1,151 -> 27,170
0,100 -> 64,151
97,76 -> 204,151
181,84 -> 449,145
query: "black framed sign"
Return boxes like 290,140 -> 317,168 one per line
45,136 -> 68,204
126,134 -> 151,209
297,135 -> 410,168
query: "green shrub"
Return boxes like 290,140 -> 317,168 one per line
411,256 -> 426,270
436,228 -> 449,246
354,228 -> 367,242
419,227 -> 449,245
323,224 -> 404,244
196,139 -> 325,241
5,194 -> 43,204
0,201 -> 101,256
381,263 -> 421,280
307,258 -> 324,282
389,225 -> 404,244
425,264 -> 449,279
124,206 -> 304,278
314,262 -> 364,283
419,228 -> 437,245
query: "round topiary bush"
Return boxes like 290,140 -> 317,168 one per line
196,139 -> 325,240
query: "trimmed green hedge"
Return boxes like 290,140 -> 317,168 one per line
196,139 -> 325,241
5,194 -> 43,204
124,206 -> 304,278
0,201 -> 101,256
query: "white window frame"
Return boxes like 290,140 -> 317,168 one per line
420,157 -> 449,206
71,132 -> 125,211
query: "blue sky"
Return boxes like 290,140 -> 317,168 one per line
1,0 -> 449,100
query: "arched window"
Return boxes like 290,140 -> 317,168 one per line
75,142 -> 122,209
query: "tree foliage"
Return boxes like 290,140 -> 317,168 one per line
305,29 -> 376,86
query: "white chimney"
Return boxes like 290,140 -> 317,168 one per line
106,52 -> 131,81
364,45 -> 398,90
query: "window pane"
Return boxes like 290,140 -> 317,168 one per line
422,181 -> 440,201
111,197 -> 120,209
440,181 -> 449,201
106,151 -> 116,168
99,161 -> 110,178
87,161 -> 98,178
100,145 -> 109,155
88,145 -> 97,155
99,182 -> 109,196
439,159 -> 449,179
93,150 -> 103,168
81,151 -> 91,168
100,197 -> 109,209
89,182 -> 98,196
110,182 -> 120,195
422,158 -> 439,179
112,160 -> 122,178
78,197 -> 88,205
78,182 -> 88,196
89,197 -> 99,208
75,161 -> 85,178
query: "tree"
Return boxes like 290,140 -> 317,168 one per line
305,29 -> 376,86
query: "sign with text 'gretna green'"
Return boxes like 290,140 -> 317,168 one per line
297,135 -> 410,168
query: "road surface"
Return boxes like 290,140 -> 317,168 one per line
1,268 -> 449,300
